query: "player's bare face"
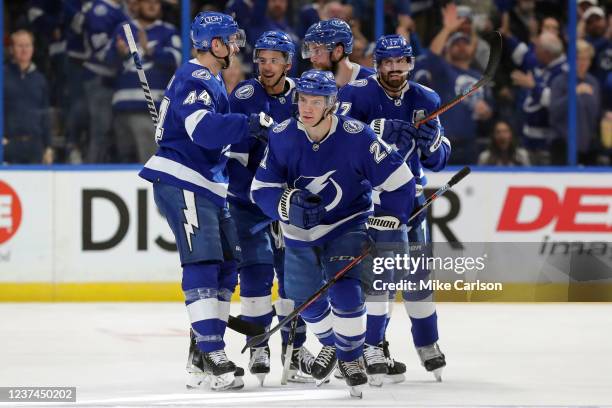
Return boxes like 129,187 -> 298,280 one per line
298,94 -> 326,126
256,50 -> 288,88
379,57 -> 411,89
308,44 -> 333,71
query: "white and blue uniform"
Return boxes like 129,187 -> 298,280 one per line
338,75 -> 450,348
251,114 -> 415,361
139,58 -> 252,353
227,77 -> 300,346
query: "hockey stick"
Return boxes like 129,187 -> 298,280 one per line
122,23 -> 159,125
242,166 -> 472,352
415,31 -> 502,128
280,316 -> 299,385
123,23 -> 264,338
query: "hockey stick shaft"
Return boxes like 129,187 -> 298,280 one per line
122,23 -> 159,125
242,166 -> 471,352
280,317 -> 298,385
415,31 -> 502,128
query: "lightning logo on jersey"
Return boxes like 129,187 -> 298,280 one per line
295,170 -> 343,211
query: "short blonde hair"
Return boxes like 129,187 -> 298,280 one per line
577,39 -> 595,60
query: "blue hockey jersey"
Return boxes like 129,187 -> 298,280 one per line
504,36 -> 568,147
81,0 -> 128,78
227,77 -> 297,209
139,59 -> 252,207
106,20 -> 181,111
251,115 -> 415,247
343,62 -> 375,89
413,51 -> 489,142
337,75 -> 450,200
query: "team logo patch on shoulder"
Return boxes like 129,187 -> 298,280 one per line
349,79 -> 368,87
235,84 -> 254,100
343,120 -> 364,134
273,119 -> 290,133
94,4 -> 107,16
192,69 -> 211,80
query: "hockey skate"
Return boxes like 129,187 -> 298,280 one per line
311,345 -> 337,386
337,359 -> 368,398
381,339 -> 406,383
186,348 -> 244,390
417,342 -> 446,382
249,346 -> 270,386
363,343 -> 388,387
281,344 -> 316,383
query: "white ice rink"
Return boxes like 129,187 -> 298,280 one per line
1,302 -> 611,407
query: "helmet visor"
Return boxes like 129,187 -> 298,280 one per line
301,41 -> 334,59
227,29 -> 246,48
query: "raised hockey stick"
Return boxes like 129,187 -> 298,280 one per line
415,31 -> 502,128
242,166 -> 472,352
122,23 -> 159,125
123,23 -> 264,338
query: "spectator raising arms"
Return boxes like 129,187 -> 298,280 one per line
3,30 -> 52,165
414,2 -> 493,165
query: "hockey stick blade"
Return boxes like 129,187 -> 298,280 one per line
228,315 -> 266,336
280,317 -> 298,385
416,31 -> 502,127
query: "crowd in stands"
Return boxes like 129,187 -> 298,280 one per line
2,0 -> 611,166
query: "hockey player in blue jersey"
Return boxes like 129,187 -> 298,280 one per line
301,19 -> 374,89
251,69 -> 416,397
138,11 -> 275,391
338,34 -> 451,382
227,30 -> 315,385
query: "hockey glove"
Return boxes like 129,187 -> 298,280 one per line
278,189 -> 326,229
248,112 -> 276,143
370,118 -> 417,154
416,119 -> 443,157
367,215 -> 409,257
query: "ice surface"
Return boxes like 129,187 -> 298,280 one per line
1,303 -> 611,407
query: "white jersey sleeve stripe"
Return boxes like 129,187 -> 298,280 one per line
374,164 -> 413,193
227,151 -> 249,167
185,109 -> 209,140
250,178 -> 287,191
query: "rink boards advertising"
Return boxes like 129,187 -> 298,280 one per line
0,168 -> 610,301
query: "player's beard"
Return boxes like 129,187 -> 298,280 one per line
381,70 -> 407,91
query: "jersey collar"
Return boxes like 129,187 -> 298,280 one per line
297,114 -> 339,145
374,75 -> 410,102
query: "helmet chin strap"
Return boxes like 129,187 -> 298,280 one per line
312,104 -> 334,128
211,42 -> 231,69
